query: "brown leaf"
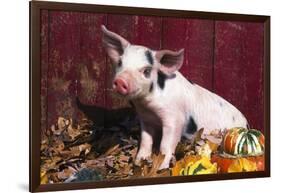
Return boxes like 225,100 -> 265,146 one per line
191,128 -> 204,146
69,143 -> 92,157
67,124 -> 81,140
103,144 -> 120,157
206,140 -> 219,152
51,117 -> 70,135
57,167 -> 76,180
205,135 -> 222,144
82,159 -> 103,167
106,158 -> 114,168
119,154 -> 130,163
40,170 -> 48,184
41,156 -> 62,172
145,154 -> 165,177
128,147 -> 138,158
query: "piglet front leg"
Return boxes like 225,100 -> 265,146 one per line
159,121 -> 183,170
135,122 -> 153,165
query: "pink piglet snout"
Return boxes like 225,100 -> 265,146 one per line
113,78 -> 130,95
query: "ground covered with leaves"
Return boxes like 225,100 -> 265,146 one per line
40,117 -> 264,184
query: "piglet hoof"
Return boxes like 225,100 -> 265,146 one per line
170,155 -> 176,167
134,156 -> 153,167
158,159 -> 170,170
145,156 -> 153,164
134,158 -> 142,167
157,168 -> 170,174
158,155 -> 176,170
158,162 -> 169,170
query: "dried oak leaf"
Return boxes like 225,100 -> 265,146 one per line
59,143 -> 91,160
58,117 -> 71,130
197,143 -> 212,159
40,170 -> 48,184
119,154 -> 130,163
142,154 -> 170,177
103,144 -> 120,157
129,147 -> 138,158
67,124 -> 81,141
203,133 -> 222,153
41,156 -> 62,173
57,167 -> 77,181
206,140 -> 220,153
70,143 -> 92,157
49,138 -> 65,156
106,156 -> 115,168
175,142 -> 192,160
51,117 -> 70,136
191,128 -> 204,146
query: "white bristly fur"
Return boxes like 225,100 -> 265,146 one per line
133,70 -> 247,169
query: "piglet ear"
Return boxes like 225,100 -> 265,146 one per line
101,25 -> 130,64
155,49 -> 184,75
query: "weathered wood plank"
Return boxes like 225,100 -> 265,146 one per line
47,11 -> 81,127
184,19 -> 215,91
78,13 -> 107,108
132,15 -> 162,50
161,17 -> 186,51
214,21 -> 264,131
162,18 -> 214,91
40,10 -> 49,134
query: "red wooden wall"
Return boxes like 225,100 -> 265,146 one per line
40,10 -> 265,132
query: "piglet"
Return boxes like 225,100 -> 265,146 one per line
101,25 -> 248,169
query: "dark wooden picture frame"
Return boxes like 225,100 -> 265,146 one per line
30,1 -> 270,192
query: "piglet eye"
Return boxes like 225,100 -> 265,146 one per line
117,60 -> 122,67
143,67 -> 152,78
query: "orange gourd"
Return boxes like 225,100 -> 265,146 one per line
223,128 -> 265,156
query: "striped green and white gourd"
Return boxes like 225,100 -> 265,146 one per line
223,128 -> 265,156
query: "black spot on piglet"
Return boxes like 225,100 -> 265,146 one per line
145,50 -> 154,65
157,70 -> 167,90
186,116 -> 198,134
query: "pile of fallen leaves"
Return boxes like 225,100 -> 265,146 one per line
40,117 -> 264,184
40,116 -> 170,184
